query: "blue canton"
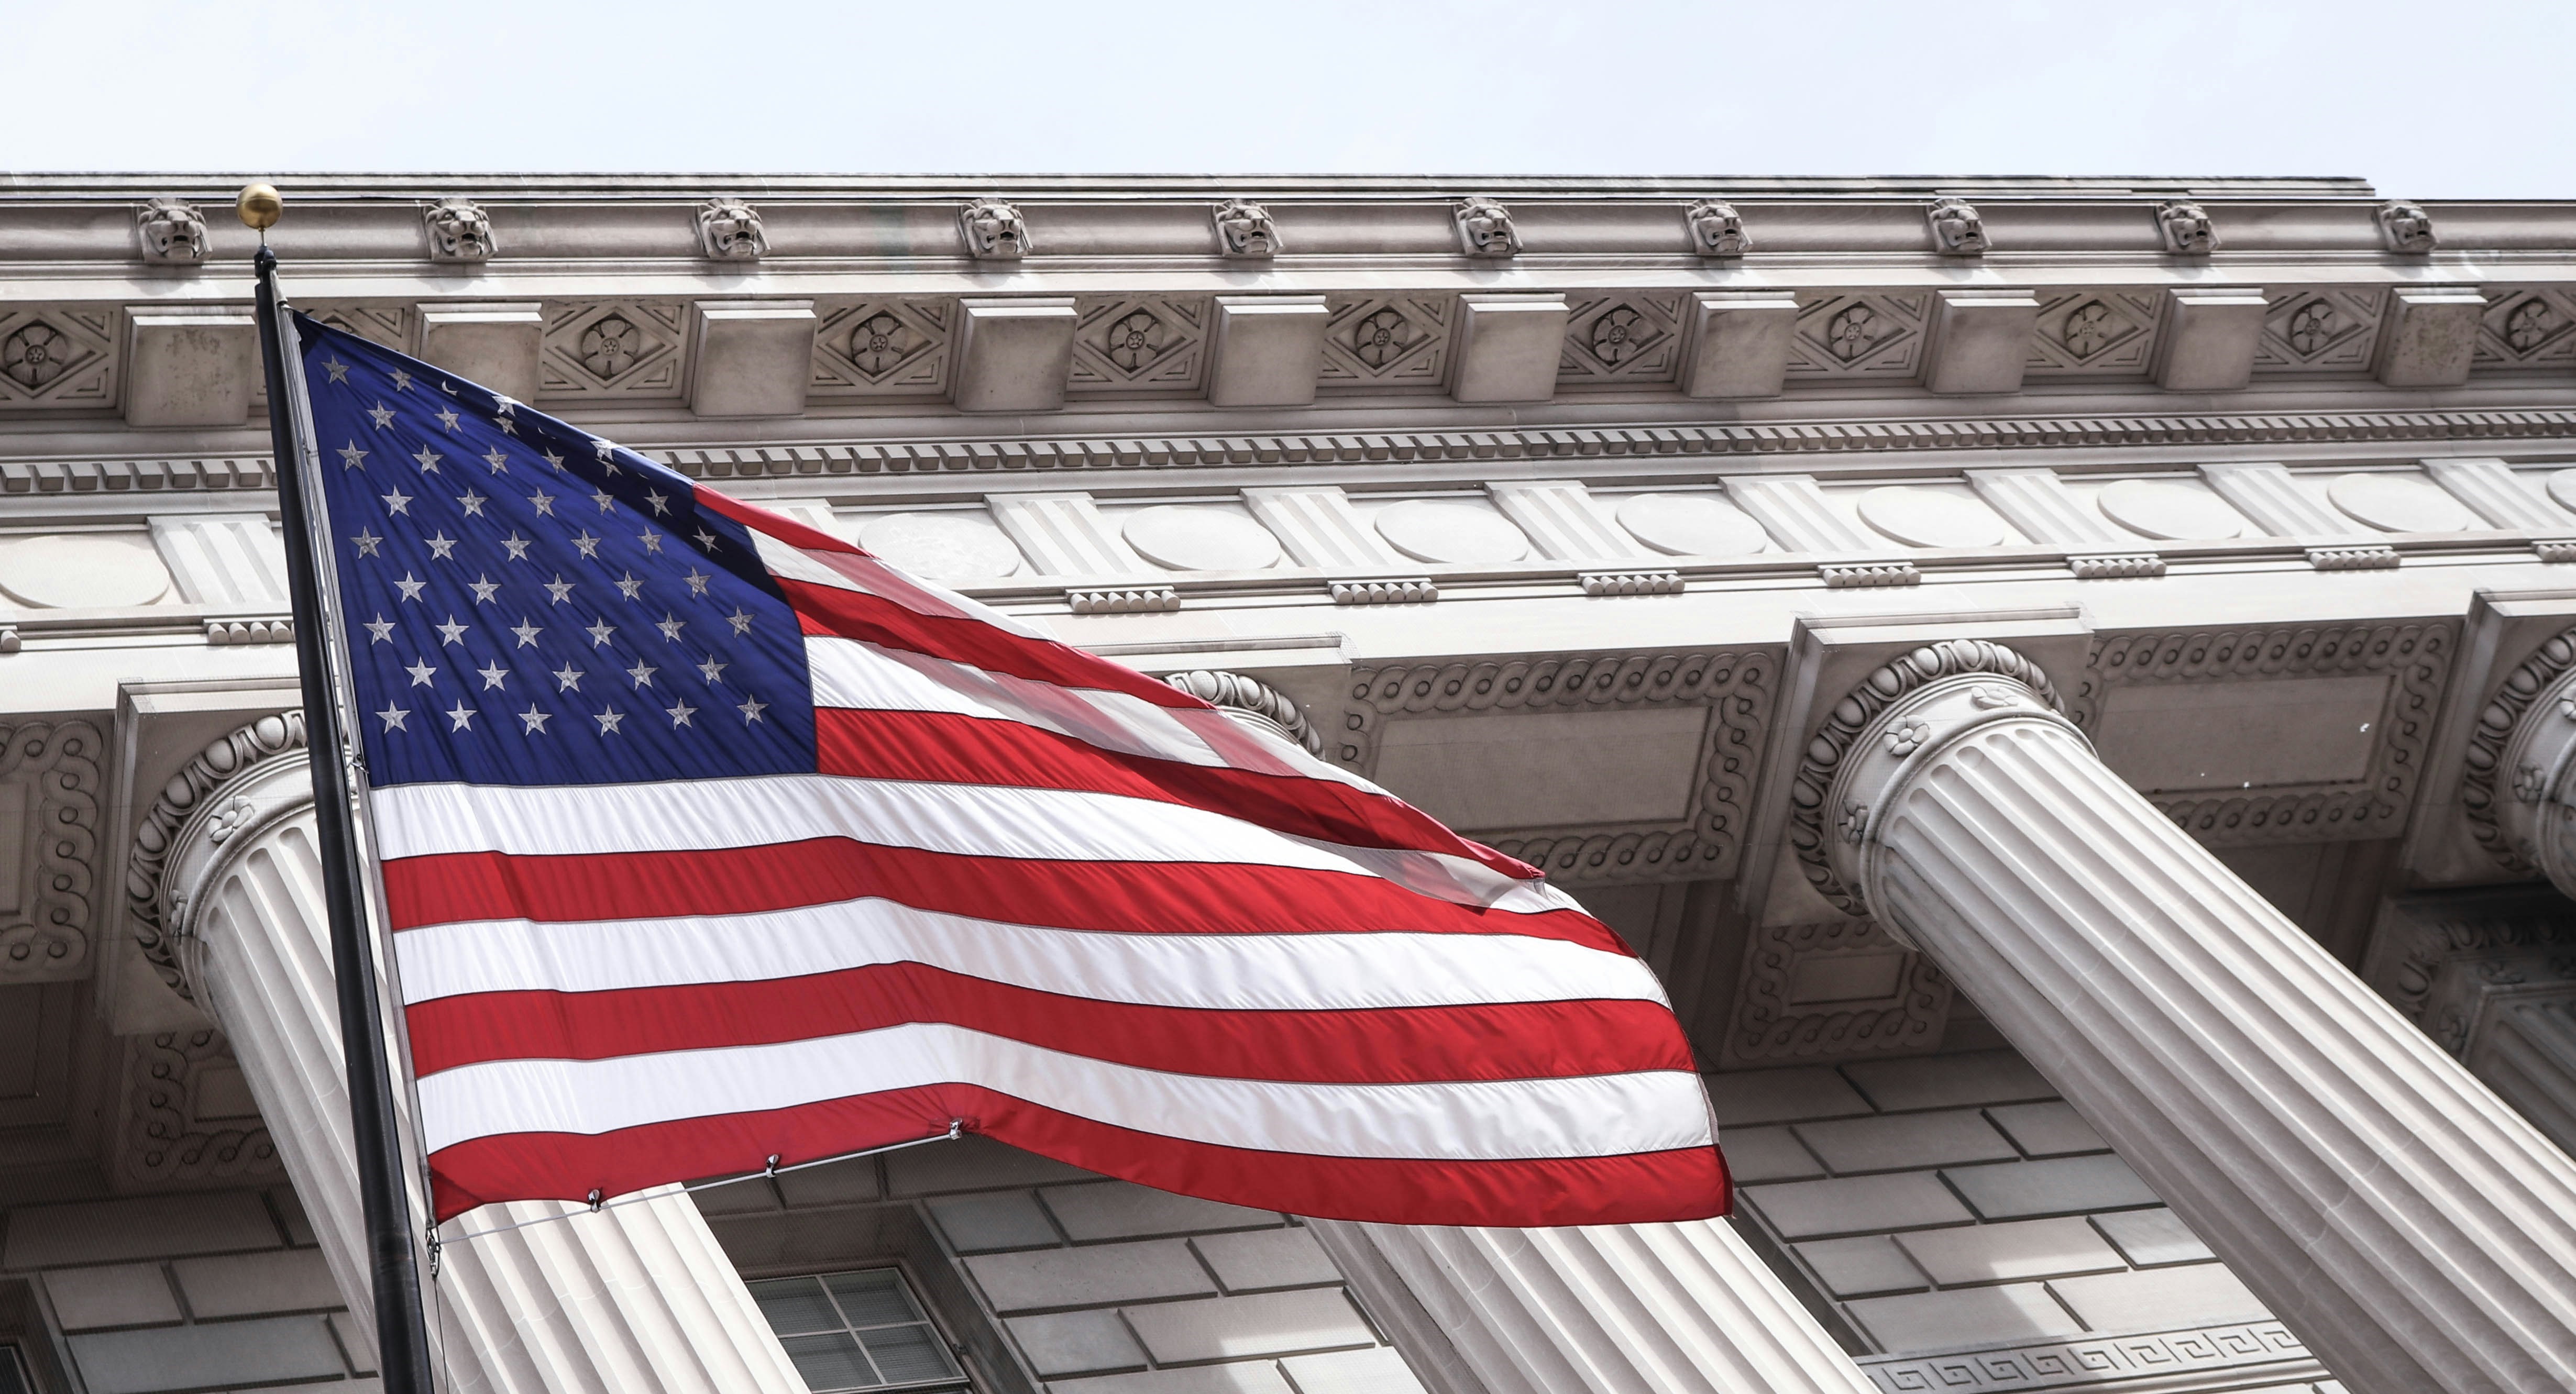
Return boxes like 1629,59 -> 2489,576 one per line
296,315 -> 817,789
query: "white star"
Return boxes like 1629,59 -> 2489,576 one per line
636,530 -> 664,555
446,702 -> 477,732
591,490 -> 617,514
477,661 -> 510,690
518,704 -> 552,734
493,415 -> 519,437
338,441 -> 368,469
626,659 -> 658,688
377,703 -> 409,731
405,657 -> 438,687
350,529 -> 383,558
726,608 -> 754,635
501,532 -> 531,561
364,614 -> 397,644
595,706 -> 626,735
413,446 -> 442,472
615,571 -> 645,600
435,407 -> 461,432
586,619 -> 615,647
483,449 -> 509,473
527,489 -> 557,517
324,357 -> 350,384
468,574 -> 500,604
395,573 -> 427,602
457,489 -> 487,517
665,700 -> 698,727
425,532 -> 458,560
693,528 -> 721,553
552,662 -> 585,691
510,618 -> 543,647
656,613 -> 685,643
592,438 -> 618,473
367,402 -> 397,429
380,487 -> 412,516
541,449 -> 565,471
683,568 -> 712,595
738,694 -> 768,723
492,393 -> 520,416
390,368 -> 413,392
571,532 -> 601,558
434,615 -> 469,646
543,575 -> 575,604
644,490 -> 670,516
697,655 -> 728,684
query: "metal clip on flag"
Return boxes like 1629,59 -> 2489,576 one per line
255,183 -> 1730,1388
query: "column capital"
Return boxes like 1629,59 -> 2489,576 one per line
125,710 -> 308,1001
1787,638 -> 2069,917
1164,668 -> 1323,755
2465,624 -> 2576,896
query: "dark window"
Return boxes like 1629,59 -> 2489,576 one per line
747,1268 -> 967,1393
0,1344 -> 28,1394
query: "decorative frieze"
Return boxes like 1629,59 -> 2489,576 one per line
1069,296 -> 1209,394
118,1028 -> 284,1189
2025,291 -> 2162,378
0,721 -> 102,984
2072,623 -> 2452,847
0,307 -> 117,409
1319,295 -> 1454,388
2255,287 -> 2387,374
1721,918 -> 1951,1068
540,301 -> 689,402
1344,649 -> 1771,882
1557,293 -> 1686,386
1788,292 -> 1930,381
809,299 -> 950,397
2476,287 -> 2576,370
1856,1321 -> 2319,1393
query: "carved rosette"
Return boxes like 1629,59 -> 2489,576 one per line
1788,639 -> 2067,918
697,197 -> 768,260
959,198 -> 1030,259
126,712 -> 308,999
136,198 -> 209,264
1453,197 -> 1521,258
1164,670 -> 1321,756
1212,200 -> 1280,257
1926,197 -> 1988,256
0,721 -> 103,983
2379,200 -> 2439,254
424,197 -> 497,262
2156,200 -> 2218,255
1685,198 -> 1750,257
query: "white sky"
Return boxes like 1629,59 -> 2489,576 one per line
7,0 -> 2568,197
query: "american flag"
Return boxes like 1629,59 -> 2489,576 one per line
293,313 -> 1729,1228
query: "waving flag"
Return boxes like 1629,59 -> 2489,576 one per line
292,314 -> 1727,1227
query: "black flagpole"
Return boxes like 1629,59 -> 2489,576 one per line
244,186 -> 439,1394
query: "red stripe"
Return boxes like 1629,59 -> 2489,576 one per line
698,488 -> 862,555
813,707 -> 1532,879
427,1086 -> 1731,1227
382,842 -> 1627,953
783,579 -> 1206,712
403,963 -> 1691,1081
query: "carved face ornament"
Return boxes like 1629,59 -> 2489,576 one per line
425,198 -> 497,261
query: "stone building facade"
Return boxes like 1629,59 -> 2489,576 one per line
2,173 -> 2575,1394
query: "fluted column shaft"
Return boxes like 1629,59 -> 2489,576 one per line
1313,1217 -> 1874,1393
2472,999 -> 2576,1157
158,743 -> 804,1394
1819,648 -> 2576,1394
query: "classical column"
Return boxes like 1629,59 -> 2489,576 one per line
1795,639 -> 2576,1394
130,714 -> 804,1394
1311,1219 -> 1875,1394
2467,626 -> 2576,903
1176,672 -> 1875,1394
2471,999 -> 2576,1157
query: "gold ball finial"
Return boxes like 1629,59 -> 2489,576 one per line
236,183 -> 282,231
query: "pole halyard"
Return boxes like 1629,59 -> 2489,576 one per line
247,189 -> 438,1394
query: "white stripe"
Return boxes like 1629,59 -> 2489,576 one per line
394,897 -> 1668,1010
752,530 -> 1050,639
415,1021 -> 1713,1160
808,636 -> 1229,769
370,776 -> 1569,915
